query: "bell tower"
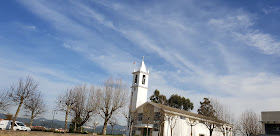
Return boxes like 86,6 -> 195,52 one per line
130,56 -> 149,112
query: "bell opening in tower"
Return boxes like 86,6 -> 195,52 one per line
142,75 -> 146,85
134,74 -> 138,84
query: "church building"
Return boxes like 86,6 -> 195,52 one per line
127,57 -> 233,136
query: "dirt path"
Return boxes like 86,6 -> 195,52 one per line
0,131 -> 97,136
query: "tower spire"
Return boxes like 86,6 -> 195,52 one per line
139,56 -> 147,73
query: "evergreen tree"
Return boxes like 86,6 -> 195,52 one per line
197,98 -> 218,136
149,89 -> 167,105
197,98 -> 216,117
168,94 -> 193,111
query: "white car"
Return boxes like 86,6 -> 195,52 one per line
0,119 -> 31,131
12,121 -> 31,131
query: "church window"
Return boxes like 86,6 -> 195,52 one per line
154,112 -> 160,121
134,75 -> 138,84
138,113 -> 143,121
142,75 -> 146,84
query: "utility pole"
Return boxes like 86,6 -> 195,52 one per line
93,121 -> 99,133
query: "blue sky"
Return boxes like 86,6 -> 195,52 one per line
1,0 -> 280,125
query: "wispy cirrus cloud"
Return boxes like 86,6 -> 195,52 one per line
262,6 -> 280,15
234,31 -> 280,55
208,14 -> 280,56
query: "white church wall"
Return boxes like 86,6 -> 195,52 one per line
162,115 -> 226,136
193,123 -> 210,136
173,117 -> 190,136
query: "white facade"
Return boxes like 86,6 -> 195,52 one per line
162,114 -> 231,136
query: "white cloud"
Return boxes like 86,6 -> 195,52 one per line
234,31 -> 280,55
262,6 -> 280,15
209,15 -> 253,30
23,25 -> 36,31
208,14 -> 280,56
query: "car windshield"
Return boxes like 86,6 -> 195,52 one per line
16,122 -> 25,126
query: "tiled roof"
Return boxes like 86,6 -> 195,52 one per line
148,102 -> 205,119
147,102 -> 231,125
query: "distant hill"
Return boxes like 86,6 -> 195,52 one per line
0,113 -> 68,129
0,114 -> 126,134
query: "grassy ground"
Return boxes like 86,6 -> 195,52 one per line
0,131 -> 124,136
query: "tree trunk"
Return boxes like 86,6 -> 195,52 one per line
210,130 -> 213,136
102,118 -> 109,135
30,111 -> 35,127
191,125 -> 193,136
129,121 -> 133,136
12,100 -> 23,130
64,106 -> 70,133
30,111 -> 34,128
74,122 -> 77,132
75,112 -> 91,132
171,128 -> 173,136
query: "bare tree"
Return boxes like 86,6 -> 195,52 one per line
98,78 -> 129,135
211,98 -> 235,136
156,108 -> 165,136
0,91 -> 11,112
186,118 -> 199,136
9,76 -> 38,130
109,117 -> 118,135
71,85 -> 99,132
166,113 -> 177,136
57,88 -> 76,132
24,92 -> 47,127
238,109 -> 261,136
123,89 -> 136,136
127,111 -> 137,136
121,103 -> 132,135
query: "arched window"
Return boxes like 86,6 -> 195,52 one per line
142,75 -> 146,84
134,75 -> 138,84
